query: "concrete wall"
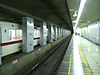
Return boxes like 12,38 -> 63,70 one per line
81,20 -> 100,45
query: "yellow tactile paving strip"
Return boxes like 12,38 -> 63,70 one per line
78,44 -> 93,75
68,53 -> 72,75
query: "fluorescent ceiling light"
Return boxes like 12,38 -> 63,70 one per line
73,11 -> 77,17
74,0 -> 86,30
69,9 -> 74,12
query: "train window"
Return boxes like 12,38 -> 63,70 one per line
15,30 -> 22,40
9,29 -> 22,40
37,30 -> 40,37
34,29 -> 37,38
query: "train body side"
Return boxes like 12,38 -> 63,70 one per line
0,21 -> 71,57
0,21 -> 42,57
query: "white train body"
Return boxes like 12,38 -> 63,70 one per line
0,21 -> 71,57
0,21 -> 44,57
0,21 -> 22,57
81,21 -> 100,45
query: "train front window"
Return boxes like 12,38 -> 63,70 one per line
9,29 -> 22,41
16,30 -> 22,40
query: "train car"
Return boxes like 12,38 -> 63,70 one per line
81,21 -> 100,45
0,21 -> 49,57
0,21 -> 71,57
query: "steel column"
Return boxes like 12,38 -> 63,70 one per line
59,27 -> 61,39
0,53 -> 1,65
62,28 -> 63,37
48,24 -> 53,42
63,29 -> 65,36
98,27 -> 100,45
98,21 -> 100,45
0,27 -> 2,65
57,27 -> 59,40
60,28 -> 62,38
40,22 -> 47,46
59,28 -> 61,39
54,26 -> 57,40
22,17 -> 34,53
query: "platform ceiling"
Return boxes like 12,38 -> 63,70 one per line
67,0 -> 100,28
0,0 -> 73,30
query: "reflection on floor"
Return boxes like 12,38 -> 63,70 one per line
56,34 -> 99,75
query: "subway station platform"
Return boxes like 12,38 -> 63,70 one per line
0,0 -> 100,75
55,34 -> 100,75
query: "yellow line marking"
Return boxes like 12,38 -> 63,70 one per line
68,53 -> 72,75
78,44 -> 93,75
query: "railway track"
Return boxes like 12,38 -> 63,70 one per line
26,36 -> 72,75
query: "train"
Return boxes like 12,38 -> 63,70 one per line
0,21 -> 71,57
81,20 -> 100,45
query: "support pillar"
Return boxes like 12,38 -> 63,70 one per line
22,17 -> 34,53
62,28 -> 63,37
57,27 -> 59,40
48,24 -> 53,42
98,27 -> 100,45
0,54 -> 1,65
40,22 -> 47,46
0,27 -> 2,65
98,21 -> 100,45
59,27 -> 61,39
63,29 -> 65,37
62,28 -> 64,37
59,28 -> 61,39
61,28 -> 62,38
54,26 -> 57,40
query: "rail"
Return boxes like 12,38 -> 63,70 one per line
26,35 -> 72,75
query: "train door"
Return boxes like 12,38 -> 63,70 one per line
9,29 -> 16,40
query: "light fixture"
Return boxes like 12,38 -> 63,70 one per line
73,11 -> 77,17
74,0 -> 86,30
69,9 -> 74,12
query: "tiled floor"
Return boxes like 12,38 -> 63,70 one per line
79,35 -> 100,75
56,34 -> 99,75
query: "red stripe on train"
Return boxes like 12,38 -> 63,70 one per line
1,37 -> 40,46
34,37 -> 40,40
1,40 -> 22,46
